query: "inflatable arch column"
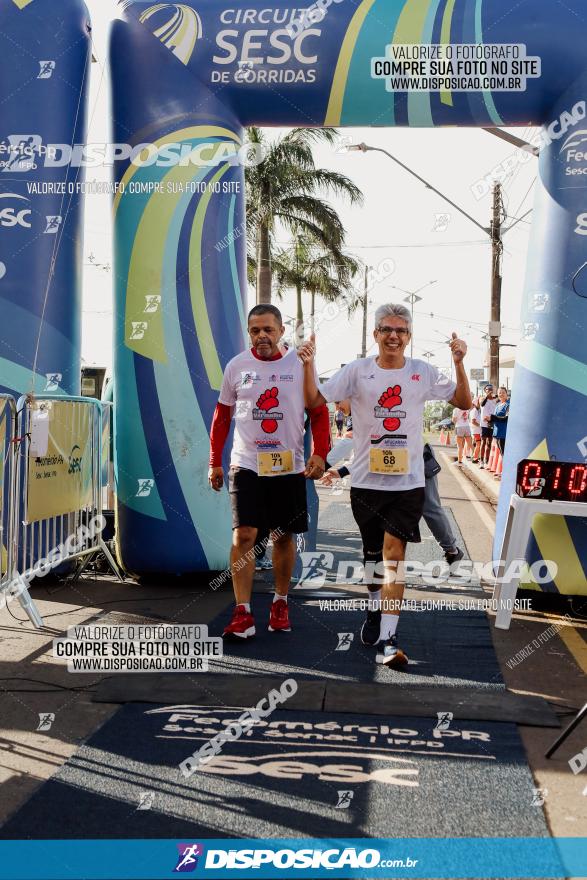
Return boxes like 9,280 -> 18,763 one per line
494,84 -> 587,594
110,4 -> 247,573
0,0 -> 90,398
112,0 -> 587,584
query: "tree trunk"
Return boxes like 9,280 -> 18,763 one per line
310,290 -> 315,335
295,283 -> 304,345
257,221 -> 272,304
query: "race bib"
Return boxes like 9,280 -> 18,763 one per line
369,448 -> 409,475
257,450 -> 294,476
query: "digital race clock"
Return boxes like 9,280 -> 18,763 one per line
516,459 -> 587,502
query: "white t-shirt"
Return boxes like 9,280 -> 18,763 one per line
218,347 -> 311,474
480,396 -> 497,426
320,357 -> 456,490
469,407 -> 481,430
328,436 -> 354,467
452,408 -> 470,427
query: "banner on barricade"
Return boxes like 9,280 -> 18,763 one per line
26,401 -> 93,522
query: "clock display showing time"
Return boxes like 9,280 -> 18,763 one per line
516,459 -> 587,502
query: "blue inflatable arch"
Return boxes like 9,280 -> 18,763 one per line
110,0 -> 587,591
0,0 -> 90,399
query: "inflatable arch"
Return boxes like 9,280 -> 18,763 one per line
0,0 -> 90,399
110,0 -> 587,590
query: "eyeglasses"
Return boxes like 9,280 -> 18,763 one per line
376,326 -> 409,337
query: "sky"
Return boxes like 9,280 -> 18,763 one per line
82,0 -> 538,387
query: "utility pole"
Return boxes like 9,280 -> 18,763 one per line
489,182 -> 503,389
361,264 -> 370,358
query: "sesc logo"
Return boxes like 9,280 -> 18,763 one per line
139,4 -> 203,66
0,193 -> 32,228
68,445 -> 82,475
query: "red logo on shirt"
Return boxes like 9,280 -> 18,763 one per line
256,387 -> 280,433
377,385 -> 403,432
411,374 -> 421,381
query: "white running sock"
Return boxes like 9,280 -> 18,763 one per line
379,613 -> 399,642
273,592 -> 287,603
368,589 -> 382,611
240,603 -> 251,613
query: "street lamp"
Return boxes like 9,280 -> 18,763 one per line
347,143 -> 489,234
347,142 -> 529,387
389,280 -> 437,357
421,350 -> 434,363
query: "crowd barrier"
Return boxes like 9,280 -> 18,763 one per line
1,395 -> 122,625
16,394 -> 122,585
0,395 -> 18,590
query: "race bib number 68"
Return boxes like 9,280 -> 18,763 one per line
369,448 -> 409,475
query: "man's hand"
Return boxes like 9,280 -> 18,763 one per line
319,468 -> 340,486
208,466 -> 224,491
297,332 -> 316,366
449,331 -> 467,364
304,454 -> 325,480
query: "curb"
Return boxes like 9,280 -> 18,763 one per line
459,460 -> 500,506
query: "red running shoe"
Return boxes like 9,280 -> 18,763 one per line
268,598 -> 291,632
223,604 -> 256,640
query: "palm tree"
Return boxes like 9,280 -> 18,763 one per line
245,127 -> 363,304
270,234 -> 361,341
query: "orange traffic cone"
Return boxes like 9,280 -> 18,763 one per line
488,440 -> 498,473
445,431 -> 452,447
440,429 -> 445,445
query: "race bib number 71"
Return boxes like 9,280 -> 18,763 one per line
257,450 -> 294,476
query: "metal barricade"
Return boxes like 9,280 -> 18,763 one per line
0,394 -> 18,588
15,394 -> 122,585
101,400 -> 114,514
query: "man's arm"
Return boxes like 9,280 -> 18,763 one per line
208,402 -> 233,491
298,334 -> 327,409
447,332 -> 472,409
305,403 -> 329,479
449,361 -> 472,409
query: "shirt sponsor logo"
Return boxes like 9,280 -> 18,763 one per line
254,387 -> 283,433
375,385 -> 404,432
255,440 -> 281,449
240,371 -> 260,387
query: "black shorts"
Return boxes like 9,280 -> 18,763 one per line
481,427 -> 493,439
350,486 -> 425,557
228,467 -> 308,534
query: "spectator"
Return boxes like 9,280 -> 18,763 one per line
469,397 -> 481,463
479,384 -> 497,468
334,405 -> 345,438
452,406 -> 472,466
492,386 -> 510,457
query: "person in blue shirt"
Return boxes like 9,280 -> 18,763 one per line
492,386 -> 510,456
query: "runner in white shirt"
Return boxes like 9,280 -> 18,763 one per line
209,305 -> 329,640
298,303 -> 472,668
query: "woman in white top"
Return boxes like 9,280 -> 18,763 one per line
452,406 -> 472,465
469,398 -> 481,463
